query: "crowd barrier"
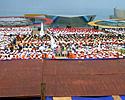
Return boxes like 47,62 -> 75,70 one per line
0,57 -> 124,62
44,57 -> 124,61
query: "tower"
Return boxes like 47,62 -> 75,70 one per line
39,22 -> 45,36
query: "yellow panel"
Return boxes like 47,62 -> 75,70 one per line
88,20 -> 125,28
24,14 -> 45,17
112,95 -> 122,100
53,97 -> 72,100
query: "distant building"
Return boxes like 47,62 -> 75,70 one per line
110,8 -> 125,19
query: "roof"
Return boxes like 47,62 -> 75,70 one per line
88,19 -> 125,28
46,15 -> 96,27
46,14 -> 95,18
0,59 -> 125,97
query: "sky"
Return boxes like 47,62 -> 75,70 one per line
0,0 -> 125,17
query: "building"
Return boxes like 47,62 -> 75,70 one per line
110,8 -> 125,19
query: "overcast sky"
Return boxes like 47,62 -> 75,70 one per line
0,0 -> 125,16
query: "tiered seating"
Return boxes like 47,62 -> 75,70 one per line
53,32 -> 125,59
0,27 -> 32,35
0,27 -> 125,60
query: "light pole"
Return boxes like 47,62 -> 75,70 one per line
40,28 -> 46,100
41,59 -> 46,100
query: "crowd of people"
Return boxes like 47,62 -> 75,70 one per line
104,28 -> 125,34
47,27 -> 104,35
0,33 -> 55,60
0,27 -> 32,35
53,33 -> 125,59
0,27 -> 125,60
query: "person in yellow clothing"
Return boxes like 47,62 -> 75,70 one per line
45,53 -> 49,59
15,54 -> 19,59
72,53 -> 77,59
21,53 -> 25,59
30,53 -> 34,59
42,53 -> 45,59
68,52 -> 72,58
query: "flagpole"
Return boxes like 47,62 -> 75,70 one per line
40,20 -> 46,100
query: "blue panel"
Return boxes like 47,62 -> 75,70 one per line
72,96 -> 113,100
46,96 -> 53,100
52,16 -> 59,23
84,16 -> 89,22
52,16 -> 58,20
82,16 -> 89,22
88,16 -> 93,22
121,96 -> 125,100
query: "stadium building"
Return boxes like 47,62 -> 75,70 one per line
0,14 -> 125,100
